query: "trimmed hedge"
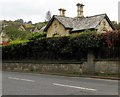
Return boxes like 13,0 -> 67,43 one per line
2,31 -> 120,60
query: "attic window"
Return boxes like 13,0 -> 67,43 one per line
103,21 -> 106,26
54,23 -> 57,28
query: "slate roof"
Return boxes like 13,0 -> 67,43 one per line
40,25 -> 46,31
44,13 -> 115,32
55,16 -> 74,28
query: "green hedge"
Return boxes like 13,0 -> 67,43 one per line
2,31 -> 120,60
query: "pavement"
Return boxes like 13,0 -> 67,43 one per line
2,71 -> 119,95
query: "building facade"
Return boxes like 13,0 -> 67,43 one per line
44,3 -> 115,37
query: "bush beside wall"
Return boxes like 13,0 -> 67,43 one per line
2,31 -> 120,60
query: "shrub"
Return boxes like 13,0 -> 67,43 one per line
29,32 -> 46,41
9,39 -> 29,45
2,30 -> 120,60
102,30 -> 120,47
1,41 -> 10,45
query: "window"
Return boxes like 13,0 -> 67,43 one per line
103,27 -> 107,31
54,23 -> 57,28
103,21 -> 106,26
53,32 -> 60,37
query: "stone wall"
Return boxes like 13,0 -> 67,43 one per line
2,62 -> 84,74
2,60 -> 120,74
47,19 -> 69,37
95,60 -> 119,73
97,18 -> 113,33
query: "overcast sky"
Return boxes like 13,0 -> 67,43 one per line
0,0 -> 119,23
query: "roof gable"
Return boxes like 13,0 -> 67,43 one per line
44,15 -> 74,31
102,14 -> 116,30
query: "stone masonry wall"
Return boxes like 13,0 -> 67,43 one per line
2,60 -> 120,74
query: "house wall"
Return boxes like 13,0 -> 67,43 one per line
47,19 -> 69,37
33,27 -> 39,33
97,18 -> 113,33
18,26 -> 26,31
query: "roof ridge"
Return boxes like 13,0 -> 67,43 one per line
85,13 -> 107,18
54,13 -> 107,21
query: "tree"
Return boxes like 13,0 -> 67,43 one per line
45,11 -> 52,21
112,21 -> 120,30
117,23 -> 120,30
14,19 -> 24,24
27,21 -> 32,24
4,26 -> 32,40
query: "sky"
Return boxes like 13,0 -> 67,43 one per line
0,0 -> 119,23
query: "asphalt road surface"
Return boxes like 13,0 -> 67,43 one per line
2,71 -> 119,95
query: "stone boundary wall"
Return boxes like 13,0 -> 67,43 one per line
2,60 -> 120,74
94,60 -> 119,73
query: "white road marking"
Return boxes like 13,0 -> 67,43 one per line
53,83 -> 97,91
8,77 -> 35,82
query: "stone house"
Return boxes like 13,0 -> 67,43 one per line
32,27 -> 40,33
44,3 -> 115,37
18,25 -> 40,33
18,25 -> 26,31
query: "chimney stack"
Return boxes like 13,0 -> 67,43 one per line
59,8 -> 66,16
76,3 -> 84,18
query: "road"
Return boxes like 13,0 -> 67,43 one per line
2,71 -> 118,95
